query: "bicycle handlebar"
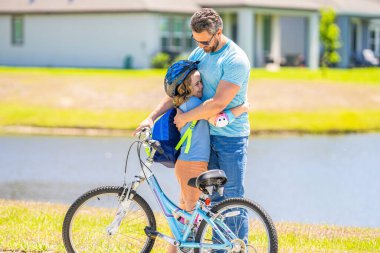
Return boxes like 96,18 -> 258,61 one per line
135,127 -> 164,155
135,127 -> 151,140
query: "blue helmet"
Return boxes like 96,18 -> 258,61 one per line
164,60 -> 199,98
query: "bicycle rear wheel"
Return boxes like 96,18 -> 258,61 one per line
62,186 -> 156,253
195,198 -> 278,253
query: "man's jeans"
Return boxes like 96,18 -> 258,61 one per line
208,135 -> 249,245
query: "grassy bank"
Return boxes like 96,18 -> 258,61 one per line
1,66 -> 379,85
1,104 -> 380,135
0,199 -> 379,252
250,67 -> 380,85
0,66 -> 379,136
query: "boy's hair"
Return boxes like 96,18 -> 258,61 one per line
190,8 -> 223,34
173,69 -> 196,107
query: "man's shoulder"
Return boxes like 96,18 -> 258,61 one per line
224,41 -> 250,66
189,47 -> 205,61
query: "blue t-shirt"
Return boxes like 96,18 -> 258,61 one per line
178,96 -> 210,162
189,39 -> 251,137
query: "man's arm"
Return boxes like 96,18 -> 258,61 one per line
133,96 -> 173,135
174,80 -> 240,129
208,101 -> 249,127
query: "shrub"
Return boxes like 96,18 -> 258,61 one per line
151,52 -> 170,68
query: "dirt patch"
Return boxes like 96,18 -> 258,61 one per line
1,73 -> 380,112
250,79 -> 380,111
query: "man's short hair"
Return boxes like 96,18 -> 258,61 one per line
190,8 -> 223,34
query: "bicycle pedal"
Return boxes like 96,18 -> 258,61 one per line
144,226 -> 158,239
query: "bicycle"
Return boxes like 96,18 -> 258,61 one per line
62,128 -> 278,253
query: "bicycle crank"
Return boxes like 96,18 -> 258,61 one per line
229,238 -> 247,253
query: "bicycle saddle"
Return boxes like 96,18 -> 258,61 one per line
188,170 -> 227,195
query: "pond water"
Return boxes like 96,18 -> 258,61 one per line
0,134 -> 379,228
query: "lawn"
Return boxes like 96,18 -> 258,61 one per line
0,66 -> 379,135
1,104 -> 380,135
1,67 -> 379,85
250,67 -> 380,85
0,199 -> 379,252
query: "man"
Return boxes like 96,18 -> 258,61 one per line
174,8 -> 250,204
135,6 -> 250,211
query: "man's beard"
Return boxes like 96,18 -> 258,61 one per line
203,39 -> 220,53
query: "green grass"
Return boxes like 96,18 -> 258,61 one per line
252,110 -> 380,134
0,66 -> 167,78
250,67 -> 380,85
1,199 -> 379,252
1,66 -> 379,84
0,104 -> 146,131
1,104 -> 380,135
275,223 -> 380,252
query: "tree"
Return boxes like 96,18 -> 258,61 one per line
320,8 -> 341,68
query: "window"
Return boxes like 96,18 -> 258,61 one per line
368,26 -> 380,56
160,16 -> 194,53
351,23 -> 357,52
173,18 -> 183,33
263,16 -> 272,54
160,17 -> 170,51
230,13 -> 238,43
369,30 -> 376,52
185,18 -> 194,51
172,17 -> 184,49
11,15 -> 24,46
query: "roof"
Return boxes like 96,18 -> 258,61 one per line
323,0 -> 380,17
195,0 -> 322,11
195,0 -> 380,17
0,0 -> 199,14
1,0 -> 380,17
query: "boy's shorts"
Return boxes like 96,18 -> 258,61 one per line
174,160 -> 208,212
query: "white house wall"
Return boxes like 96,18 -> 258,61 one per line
0,13 -> 161,68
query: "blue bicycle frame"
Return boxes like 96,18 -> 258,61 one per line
129,152 -> 238,250
149,173 -> 237,250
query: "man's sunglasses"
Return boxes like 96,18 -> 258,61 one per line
191,33 -> 215,46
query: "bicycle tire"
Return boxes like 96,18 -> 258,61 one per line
195,198 -> 278,253
62,186 -> 156,253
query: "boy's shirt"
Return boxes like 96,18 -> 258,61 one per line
178,96 -> 210,162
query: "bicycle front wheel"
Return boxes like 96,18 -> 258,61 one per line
195,198 -> 278,253
62,186 -> 156,253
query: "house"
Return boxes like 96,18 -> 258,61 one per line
1,0 -> 380,69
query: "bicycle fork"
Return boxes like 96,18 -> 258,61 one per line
106,170 -> 148,236
106,193 -> 133,236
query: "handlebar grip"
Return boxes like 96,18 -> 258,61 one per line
135,127 -> 152,139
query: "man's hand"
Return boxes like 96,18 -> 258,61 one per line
174,108 -> 186,130
133,117 -> 154,136
242,101 -> 251,113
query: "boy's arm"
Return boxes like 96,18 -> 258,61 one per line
133,96 -> 173,135
208,101 -> 250,127
174,80 -> 240,128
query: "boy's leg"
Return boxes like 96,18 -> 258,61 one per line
175,160 -> 208,212
171,160 -> 207,253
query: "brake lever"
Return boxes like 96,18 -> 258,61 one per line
150,140 -> 164,154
